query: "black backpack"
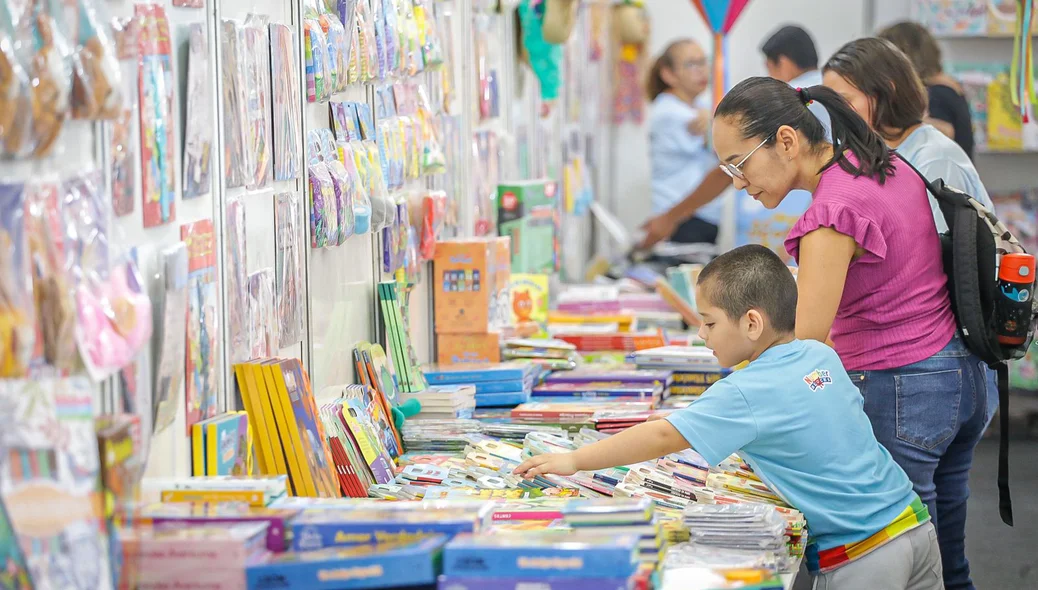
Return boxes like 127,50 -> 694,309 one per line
899,153 -> 1037,526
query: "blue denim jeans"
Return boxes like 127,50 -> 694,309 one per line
848,335 -> 994,590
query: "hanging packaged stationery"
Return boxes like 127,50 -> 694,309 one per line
341,141 -> 371,234
63,170 -> 153,381
0,2 -> 33,158
152,241 -> 187,436
25,180 -> 76,371
182,23 -> 212,199
371,0 -> 388,79
0,182 -> 35,378
275,193 -> 304,347
320,128 -> 356,244
473,14 -> 498,122
270,23 -> 301,181
303,17 -> 330,102
180,219 -> 219,432
244,14 -> 272,190
357,0 -> 380,81
404,219 -> 420,283
418,85 -> 446,175
399,0 -> 421,76
247,268 -> 277,359
137,4 -> 176,226
26,0 -> 73,158
221,19 -> 249,189
318,2 -> 350,94
108,16 -> 137,216
366,141 -> 395,231
225,197 -> 248,364
420,190 -> 446,261
70,0 -> 123,120
416,0 -> 444,68
307,130 -> 336,248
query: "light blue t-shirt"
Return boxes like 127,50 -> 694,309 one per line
665,339 -> 917,551
734,70 -> 830,262
649,93 -> 723,224
895,123 -> 994,233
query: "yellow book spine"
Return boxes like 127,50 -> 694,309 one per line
206,420 -> 220,476
234,364 -> 272,476
260,362 -> 305,496
248,362 -> 290,485
236,410 -> 255,476
269,362 -> 318,497
160,489 -> 265,507
191,423 -> 205,477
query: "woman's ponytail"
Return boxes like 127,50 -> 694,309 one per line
800,84 -> 895,183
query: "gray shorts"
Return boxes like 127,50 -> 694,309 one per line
812,522 -> 944,590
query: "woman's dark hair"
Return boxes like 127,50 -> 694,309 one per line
877,21 -> 943,81
647,40 -> 692,101
714,76 -> 895,183
823,37 -> 927,141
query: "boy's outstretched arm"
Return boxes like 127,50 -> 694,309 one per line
513,419 -> 690,479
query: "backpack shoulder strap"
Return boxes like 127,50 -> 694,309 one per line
997,362 -> 1014,526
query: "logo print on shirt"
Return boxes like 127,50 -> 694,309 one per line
803,369 -> 832,391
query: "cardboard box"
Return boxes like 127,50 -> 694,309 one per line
433,238 -> 512,334
437,333 -> 502,365
497,180 -> 559,274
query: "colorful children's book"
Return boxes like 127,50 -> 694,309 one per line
119,523 -> 268,589
191,412 -> 250,477
132,502 -> 301,552
276,359 -> 341,497
509,273 -> 550,337
291,504 -> 492,550
182,219 -> 220,433
0,377 -> 114,589
423,361 -> 538,384
443,531 -> 640,579
246,535 -> 448,590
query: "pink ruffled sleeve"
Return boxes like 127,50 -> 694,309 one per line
784,202 -> 888,263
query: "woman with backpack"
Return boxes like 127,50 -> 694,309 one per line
711,77 -> 991,590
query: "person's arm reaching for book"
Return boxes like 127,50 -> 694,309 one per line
513,419 -> 690,478
639,167 -> 731,249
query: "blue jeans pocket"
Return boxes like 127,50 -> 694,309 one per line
895,369 -> 962,450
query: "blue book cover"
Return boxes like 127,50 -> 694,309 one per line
291,505 -> 490,551
438,576 -> 633,590
442,532 -> 639,579
423,362 -> 537,384
531,383 -> 662,400
474,391 -> 531,407
247,535 -> 447,589
473,379 -> 533,394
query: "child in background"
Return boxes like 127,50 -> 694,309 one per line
514,245 -> 943,590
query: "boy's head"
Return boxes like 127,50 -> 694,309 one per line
695,245 -> 797,367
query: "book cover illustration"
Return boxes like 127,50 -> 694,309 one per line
290,505 -> 488,550
132,502 -> 300,552
0,377 -> 114,589
207,413 -> 250,476
226,198 -> 249,363
247,270 -> 277,359
509,273 -> 549,337
181,220 -> 220,433
442,532 -> 639,579
275,193 -> 304,348
279,360 -> 340,497
152,242 -> 188,435
136,4 -> 176,227
182,23 -> 213,200
911,0 -> 986,36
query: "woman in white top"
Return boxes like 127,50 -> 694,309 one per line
641,39 -> 730,247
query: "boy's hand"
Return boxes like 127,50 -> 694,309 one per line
513,453 -> 579,479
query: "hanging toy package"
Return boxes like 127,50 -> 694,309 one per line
303,16 -> 330,102
109,15 -> 138,215
182,23 -> 213,199
320,129 -> 356,244
244,13 -> 273,190
270,22 -> 301,181
307,130 -> 336,248
0,3 -> 33,158
419,190 -> 446,261
0,181 -> 35,377
71,0 -> 123,120
63,170 -> 153,380
137,4 -> 176,226
342,141 -> 371,234
318,1 -> 350,95
366,140 -> 395,232
25,180 -> 77,371
417,84 -> 446,175
28,0 -> 74,158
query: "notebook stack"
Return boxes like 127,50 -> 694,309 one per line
439,530 -> 643,589
543,367 -> 673,403
500,338 -> 580,371
680,504 -> 795,572
509,402 -> 655,431
561,497 -> 665,567
399,385 -> 477,420
424,361 -> 541,408
632,346 -> 726,404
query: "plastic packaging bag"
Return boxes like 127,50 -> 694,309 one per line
275,193 -> 304,347
304,18 -> 330,102
247,268 -> 277,359
225,197 -> 248,363
270,23 -> 301,180
221,19 -> 249,187
29,0 -> 74,157
0,3 -> 34,157
137,4 -> 176,226
0,181 -> 36,377
244,14 -> 272,190
24,180 -> 76,371
183,23 -> 212,199
341,142 -> 371,234
366,140 -> 394,231
71,0 -> 123,120
318,5 -> 349,94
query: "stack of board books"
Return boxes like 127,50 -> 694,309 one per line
190,411 -> 253,476
151,475 -> 290,507
500,338 -> 580,371
398,384 -> 477,419
561,497 -> 665,566
531,381 -> 664,406
423,361 -> 541,407
288,502 -> 494,550
631,346 -> 726,402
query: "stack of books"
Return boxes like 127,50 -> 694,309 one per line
632,346 -> 726,402
424,361 -> 541,407
543,367 -> 672,392
509,402 -> 655,431
398,384 -> 477,420
561,497 -> 665,567
440,530 -> 643,589
680,503 -> 794,570
500,338 -> 580,371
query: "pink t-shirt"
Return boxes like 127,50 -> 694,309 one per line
785,156 -> 956,371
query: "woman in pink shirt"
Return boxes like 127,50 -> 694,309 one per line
711,77 -> 991,590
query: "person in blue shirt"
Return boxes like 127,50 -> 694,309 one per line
515,245 -> 941,590
640,39 -> 731,246
733,25 -> 827,263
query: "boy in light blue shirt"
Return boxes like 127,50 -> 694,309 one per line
516,245 -> 942,589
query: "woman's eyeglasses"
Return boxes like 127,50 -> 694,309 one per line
719,136 -> 771,180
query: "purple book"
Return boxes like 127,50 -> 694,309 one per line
543,369 -> 672,387
438,577 -> 633,590
136,503 -> 300,552
532,382 -> 662,400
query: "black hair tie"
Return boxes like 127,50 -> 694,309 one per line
796,87 -> 812,105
